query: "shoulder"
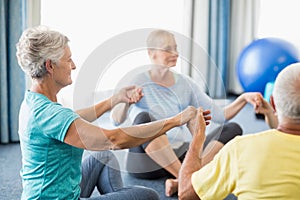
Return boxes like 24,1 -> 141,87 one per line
176,73 -> 200,88
175,72 -> 192,81
130,71 -> 150,85
236,129 -> 276,141
224,129 -> 278,150
27,92 -> 77,120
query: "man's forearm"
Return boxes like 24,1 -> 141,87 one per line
265,111 -> 278,128
178,132 -> 204,200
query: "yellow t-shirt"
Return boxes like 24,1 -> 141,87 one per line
191,129 -> 300,200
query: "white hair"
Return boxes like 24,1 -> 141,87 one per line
273,62 -> 300,121
146,29 -> 174,50
16,25 -> 69,78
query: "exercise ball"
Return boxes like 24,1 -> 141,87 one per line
237,38 -> 299,94
264,81 -> 274,102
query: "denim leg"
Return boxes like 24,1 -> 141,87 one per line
81,186 -> 160,200
80,151 -> 123,197
97,152 -> 123,194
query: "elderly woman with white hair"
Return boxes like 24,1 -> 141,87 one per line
16,26 -> 199,200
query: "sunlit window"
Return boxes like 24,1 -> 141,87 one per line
41,0 -> 184,92
257,0 -> 300,49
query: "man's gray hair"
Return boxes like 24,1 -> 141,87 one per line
16,25 -> 69,78
273,62 -> 300,121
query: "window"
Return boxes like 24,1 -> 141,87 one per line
257,0 -> 300,49
41,0 -> 184,92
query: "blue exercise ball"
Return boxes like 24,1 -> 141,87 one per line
237,38 -> 299,94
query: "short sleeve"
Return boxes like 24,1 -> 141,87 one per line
181,74 -> 225,123
191,140 -> 237,199
34,103 -> 80,142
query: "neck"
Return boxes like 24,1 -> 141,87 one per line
151,65 -> 170,76
149,65 -> 175,87
30,78 -> 59,102
277,118 -> 300,136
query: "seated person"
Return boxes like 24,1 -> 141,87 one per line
111,29 -> 264,196
16,25 -> 198,200
178,62 -> 300,200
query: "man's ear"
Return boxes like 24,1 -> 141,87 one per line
270,95 -> 276,112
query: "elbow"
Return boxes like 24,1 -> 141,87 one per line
105,127 -> 145,150
106,135 -> 124,150
178,176 -> 200,200
178,191 -> 199,200
178,191 -> 187,200
106,133 -> 131,150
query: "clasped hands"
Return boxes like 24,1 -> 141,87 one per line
115,85 -> 144,105
243,92 -> 275,115
173,106 -> 211,142
187,107 -> 211,141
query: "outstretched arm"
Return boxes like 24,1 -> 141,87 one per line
224,92 -> 263,120
178,108 -> 210,200
76,85 -> 143,122
64,106 -> 197,151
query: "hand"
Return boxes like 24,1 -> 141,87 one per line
187,108 -> 211,136
202,109 -> 211,125
243,92 -> 264,111
255,96 -> 278,128
115,85 -> 143,105
128,87 -> 143,104
175,106 -> 197,126
255,97 -> 275,115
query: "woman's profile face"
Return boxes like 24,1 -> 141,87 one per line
150,35 -> 179,68
52,46 -> 76,88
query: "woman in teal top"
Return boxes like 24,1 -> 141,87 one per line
16,26 -> 198,200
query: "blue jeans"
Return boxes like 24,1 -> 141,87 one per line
80,151 -> 159,200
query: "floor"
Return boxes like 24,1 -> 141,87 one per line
0,102 -> 269,199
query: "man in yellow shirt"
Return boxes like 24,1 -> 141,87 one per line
178,62 -> 300,200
